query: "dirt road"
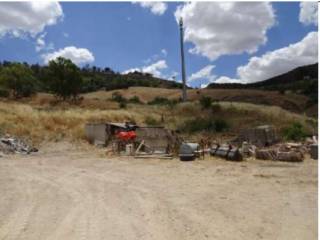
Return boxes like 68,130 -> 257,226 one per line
0,142 -> 317,240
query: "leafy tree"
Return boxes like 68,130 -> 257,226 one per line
0,63 -> 36,98
46,57 -> 82,100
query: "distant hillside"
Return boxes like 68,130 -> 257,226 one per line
81,70 -> 183,92
0,61 -> 183,95
207,63 -> 318,104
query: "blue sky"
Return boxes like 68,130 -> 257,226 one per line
0,2 -> 318,87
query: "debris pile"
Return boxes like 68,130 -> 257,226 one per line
254,142 -> 313,162
0,135 -> 38,156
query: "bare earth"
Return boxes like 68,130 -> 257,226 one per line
0,142 -> 317,240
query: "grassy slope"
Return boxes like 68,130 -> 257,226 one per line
0,89 -> 316,145
82,87 -> 313,115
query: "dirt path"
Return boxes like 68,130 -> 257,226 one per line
0,142 -> 317,240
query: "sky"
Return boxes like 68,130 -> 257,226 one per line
0,1 -> 318,88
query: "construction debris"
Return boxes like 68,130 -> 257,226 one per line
0,135 -> 38,155
255,142 -> 306,162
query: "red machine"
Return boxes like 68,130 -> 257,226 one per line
116,130 -> 136,141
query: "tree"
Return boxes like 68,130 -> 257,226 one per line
0,63 -> 36,98
47,57 -> 82,100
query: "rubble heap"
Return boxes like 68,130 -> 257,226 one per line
0,135 -> 38,156
255,142 -> 314,162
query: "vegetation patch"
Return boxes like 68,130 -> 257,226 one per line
178,118 -> 229,133
282,122 -> 307,141
148,97 -> 178,106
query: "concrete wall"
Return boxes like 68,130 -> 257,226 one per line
85,123 -> 107,145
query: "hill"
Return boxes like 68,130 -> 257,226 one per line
0,61 -> 183,96
81,87 -> 313,116
207,63 -> 318,104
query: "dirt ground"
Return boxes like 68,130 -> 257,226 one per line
0,142 -> 317,240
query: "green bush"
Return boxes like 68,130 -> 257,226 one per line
282,122 -> 307,141
211,103 -> 222,113
0,88 -> 9,98
199,96 -> 212,109
112,92 -> 126,103
128,96 -> 142,104
179,118 -> 229,133
144,116 -> 160,126
119,102 -> 127,109
148,97 -> 178,106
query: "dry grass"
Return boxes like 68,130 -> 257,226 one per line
81,87 -> 313,115
0,90 -> 315,146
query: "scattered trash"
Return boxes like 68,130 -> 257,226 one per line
0,135 -> 38,155
255,142 -> 306,162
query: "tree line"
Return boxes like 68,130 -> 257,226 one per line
0,57 -> 182,100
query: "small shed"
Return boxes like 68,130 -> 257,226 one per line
85,122 -> 137,146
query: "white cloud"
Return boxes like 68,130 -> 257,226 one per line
143,49 -> 168,64
122,68 -> 141,74
174,2 -> 275,60
188,65 -> 216,88
142,60 -> 167,77
299,2 -> 318,26
215,31 -> 318,84
123,59 -> 168,78
36,33 -> 46,52
134,2 -> 167,15
161,49 -> 167,56
214,76 -> 242,84
35,32 -> 54,52
189,65 -> 216,83
42,46 -> 95,65
0,2 -> 63,38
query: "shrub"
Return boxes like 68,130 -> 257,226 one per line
148,97 -> 178,106
112,92 -> 126,103
144,116 -> 160,126
179,118 -> 229,133
199,96 -> 212,109
211,103 -> 222,113
119,102 -> 127,109
282,122 -> 307,141
214,119 -> 229,132
128,96 -> 142,104
0,88 -> 9,98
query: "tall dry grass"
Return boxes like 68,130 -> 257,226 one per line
0,98 -> 315,145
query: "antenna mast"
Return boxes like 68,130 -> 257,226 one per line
179,17 -> 187,102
